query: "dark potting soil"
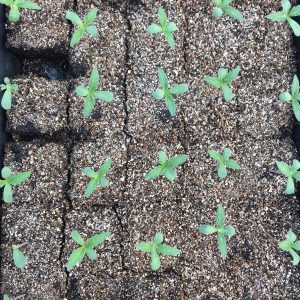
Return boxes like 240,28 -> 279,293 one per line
1,0 -> 300,299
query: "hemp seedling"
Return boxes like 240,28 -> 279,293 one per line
0,0 -> 41,23
199,204 -> 235,259
75,66 -> 113,118
83,158 -> 112,198
145,151 -> 188,181
66,8 -> 98,47
209,148 -> 240,179
135,232 -> 181,271
266,0 -> 300,36
212,0 -> 244,22
67,230 -> 111,271
276,160 -> 300,194
12,244 -> 27,269
278,229 -> 300,266
153,68 -> 188,116
148,6 -> 177,48
204,66 -> 240,102
0,166 -> 31,204
279,75 -> 300,121
0,77 -> 18,110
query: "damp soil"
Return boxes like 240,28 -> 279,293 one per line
1,0 -> 300,299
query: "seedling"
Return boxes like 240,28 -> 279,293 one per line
147,6 -> 177,48
66,8 -> 98,47
209,148 -> 240,179
75,66 -> 113,118
204,66 -> 240,102
145,151 -> 188,181
135,232 -> 181,271
83,158 -> 112,198
266,0 -> 300,36
12,243 -> 27,269
67,230 -> 111,271
0,77 -> 18,110
276,160 -> 300,194
3,294 -> 9,300
278,229 -> 300,266
0,0 -> 41,23
199,204 -> 235,259
212,0 -> 243,22
0,166 -> 31,203
279,75 -> 300,121
152,68 -> 188,116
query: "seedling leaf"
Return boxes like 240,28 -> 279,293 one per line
12,245 -> 27,269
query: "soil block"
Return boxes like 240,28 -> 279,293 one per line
68,1 -> 127,80
3,142 -> 68,209
63,206 -> 123,298
5,0 -> 73,56
7,77 -> 68,140
68,78 -> 126,141
1,204 -> 66,299
69,134 -> 127,208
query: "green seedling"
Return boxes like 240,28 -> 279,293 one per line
0,166 -> 31,204
212,0 -> 243,21
12,243 -> 27,269
0,0 -> 41,23
204,66 -> 240,102
276,160 -> 300,194
152,68 -> 188,116
3,294 -> 9,300
266,0 -> 300,36
135,232 -> 181,271
75,66 -> 113,118
67,230 -> 111,271
279,75 -> 300,121
0,77 -> 18,110
83,158 -> 112,198
209,148 -> 240,179
278,229 -> 300,266
145,151 -> 188,182
147,6 -> 177,48
66,7 -> 98,47
199,204 -> 235,259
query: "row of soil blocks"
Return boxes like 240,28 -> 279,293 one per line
1,0 -> 300,299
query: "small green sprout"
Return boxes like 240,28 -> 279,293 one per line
209,148 -> 240,179
147,6 -> 177,48
212,0 -> 244,22
145,151 -> 188,182
276,160 -> 300,194
152,68 -> 188,116
66,8 -> 98,48
0,77 -> 19,110
204,66 -> 240,102
75,66 -> 113,119
199,204 -> 235,259
0,0 -> 41,23
278,229 -> 300,266
83,158 -> 112,198
279,75 -> 300,121
67,230 -> 111,271
135,232 -> 181,271
266,0 -> 300,36
0,166 -> 31,204
3,294 -> 9,300
12,244 -> 27,269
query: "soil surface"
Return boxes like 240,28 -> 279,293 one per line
1,0 -> 300,299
